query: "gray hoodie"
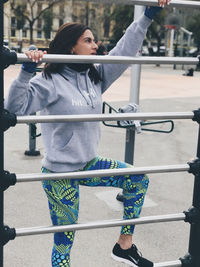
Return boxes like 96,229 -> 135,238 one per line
5,15 -> 151,172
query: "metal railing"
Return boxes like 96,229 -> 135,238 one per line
16,54 -> 200,65
84,0 -> 200,9
15,213 -> 186,237
15,164 -> 190,183
16,111 -> 195,124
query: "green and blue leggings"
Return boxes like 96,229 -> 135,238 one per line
42,156 -> 149,267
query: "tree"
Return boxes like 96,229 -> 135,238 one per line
187,13 -> 200,50
10,0 -> 65,44
147,10 -> 167,56
111,6 -> 171,56
110,5 -> 134,42
103,5 -> 111,38
43,9 -> 53,40
15,3 -> 26,30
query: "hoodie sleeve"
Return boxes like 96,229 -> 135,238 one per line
96,14 -> 152,93
5,69 -> 57,115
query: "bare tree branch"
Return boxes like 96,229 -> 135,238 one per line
34,0 -> 65,22
10,0 -> 66,44
31,0 -> 38,9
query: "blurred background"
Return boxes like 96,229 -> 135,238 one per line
3,0 -> 200,63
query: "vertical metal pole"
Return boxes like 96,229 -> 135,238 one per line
179,30 -> 184,70
169,28 -> 175,57
125,5 -> 144,164
24,116 -> 40,156
23,46 -> 40,156
188,125 -> 200,267
117,6 -> 144,201
0,0 -> 4,266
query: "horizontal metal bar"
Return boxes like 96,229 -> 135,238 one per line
154,260 -> 182,267
17,112 -> 194,124
83,0 -> 200,9
15,213 -> 185,237
16,54 -> 199,65
16,164 -> 189,183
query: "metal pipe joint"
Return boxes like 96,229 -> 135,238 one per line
0,46 -> 17,70
192,109 -> 200,124
0,171 -> 16,191
0,109 -> 17,132
179,253 -> 193,267
184,207 -> 200,224
1,225 -> 16,246
188,158 -> 200,176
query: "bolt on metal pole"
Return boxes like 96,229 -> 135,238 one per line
188,125 -> 200,266
0,1 -> 4,266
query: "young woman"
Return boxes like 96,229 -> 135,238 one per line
5,1 -> 169,266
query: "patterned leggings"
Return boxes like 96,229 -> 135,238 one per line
42,156 -> 149,267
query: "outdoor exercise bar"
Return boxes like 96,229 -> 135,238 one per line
15,213 -> 185,237
154,261 -> 181,267
16,54 -> 200,65
16,164 -> 189,183
16,111 -> 194,124
86,0 -> 200,9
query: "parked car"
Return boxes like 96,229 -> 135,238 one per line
142,44 -> 166,56
159,45 -> 166,56
188,47 -> 199,57
142,46 -> 149,56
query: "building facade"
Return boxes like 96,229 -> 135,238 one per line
3,0 -> 114,51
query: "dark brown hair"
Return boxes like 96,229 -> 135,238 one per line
43,22 -> 102,84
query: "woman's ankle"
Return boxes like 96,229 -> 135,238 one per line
117,234 -> 132,250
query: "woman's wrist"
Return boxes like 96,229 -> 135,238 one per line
21,62 -> 37,73
144,6 -> 162,20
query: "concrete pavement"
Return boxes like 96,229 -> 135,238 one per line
3,64 -> 200,266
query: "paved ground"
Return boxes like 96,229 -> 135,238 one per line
3,63 -> 200,266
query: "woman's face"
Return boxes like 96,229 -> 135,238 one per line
72,29 -> 98,55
